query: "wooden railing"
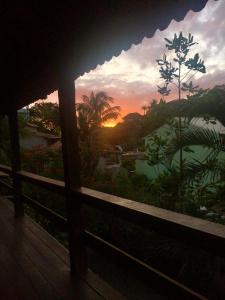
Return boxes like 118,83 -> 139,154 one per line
0,81 -> 223,300
1,164 -> 225,299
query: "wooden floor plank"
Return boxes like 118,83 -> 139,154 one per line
2,196 -> 126,300
0,196 -> 126,300
0,207 -> 58,300
0,235 -> 40,300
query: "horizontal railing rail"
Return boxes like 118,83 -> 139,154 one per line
84,230 -> 206,300
0,179 -> 13,190
0,164 -> 12,174
77,187 -> 225,258
1,164 -> 225,299
22,194 -> 67,229
0,176 -> 67,228
17,170 -> 65,194
1,166 -> 225,258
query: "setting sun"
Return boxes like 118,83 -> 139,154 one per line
103,121 -> 117,127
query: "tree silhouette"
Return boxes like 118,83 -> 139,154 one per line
76,91 -> 120,176
76,91 -> 120,131
141,105 -> 148,116
156,32 -> 206,182
181,81 -> 199,97
30,102 -> 60,134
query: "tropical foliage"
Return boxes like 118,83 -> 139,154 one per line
0,30 -> 224,298
76,91 -> 120,132
156,32 -> 206,179
76,91 -> 121,177
166,125 -> 225,183
30,102 -> 60,134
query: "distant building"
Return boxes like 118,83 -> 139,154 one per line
97,145 -> 144,174
20,123 -> 61,150
18,107 -> 30,121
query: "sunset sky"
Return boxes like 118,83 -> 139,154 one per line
46,0 -> 225,127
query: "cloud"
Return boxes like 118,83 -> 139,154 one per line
44,0 -> 225,121
196,68 -> 225,89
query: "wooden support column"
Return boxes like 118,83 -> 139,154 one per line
58,77 -> 86,276
8,110 -> 24,217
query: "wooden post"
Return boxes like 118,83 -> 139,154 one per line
8,110 -> 24,217
58,77 -> 86,276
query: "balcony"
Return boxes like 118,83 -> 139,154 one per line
0,195 -> 125,300
0,1 -> 223,299
1,163 -> 225,299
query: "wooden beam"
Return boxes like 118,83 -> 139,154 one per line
1,162 -> 225,259
1,163 -> 225,259
8,110 -> 24,217
17,170 -> 65,195
77,187 -> 225,258
58,78 -> 86,276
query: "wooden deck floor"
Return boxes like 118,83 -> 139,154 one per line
0,196 -> 125,300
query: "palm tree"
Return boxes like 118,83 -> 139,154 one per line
141,105 -> 148,116
76,91 -> 120,176
76,91 -> 120,130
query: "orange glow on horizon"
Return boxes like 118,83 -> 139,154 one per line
103,121 -> 117,127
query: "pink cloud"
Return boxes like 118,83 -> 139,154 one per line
43,0 -> 225,125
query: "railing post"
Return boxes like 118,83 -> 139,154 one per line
8,110 -> 24,217
58,77 -> 86,276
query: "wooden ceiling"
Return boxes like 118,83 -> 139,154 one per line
0,0 -> 208,114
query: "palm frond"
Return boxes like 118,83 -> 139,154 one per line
96,91 -> 113,103
81,95 -> 91,105
102,106 -> 121,116
101,112 -> 121,123
166,125 -> 225,161
183,158 -> 225,183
